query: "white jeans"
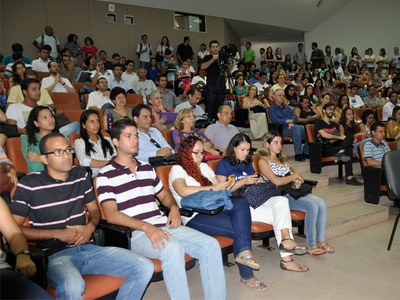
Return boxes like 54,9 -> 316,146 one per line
250,195 -> 293,258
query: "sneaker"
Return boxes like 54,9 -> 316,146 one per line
295,154 -> 304,161
334,151 -> 351,162
346,177 -> 363,186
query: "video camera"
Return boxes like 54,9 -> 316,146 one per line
218,44 -> 237,69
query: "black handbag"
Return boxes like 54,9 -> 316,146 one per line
280,182 -> 313,199
250,105 -> 266,113
0,122 -> 19,137
232,181 -> 283,209
148,153 -> 178,168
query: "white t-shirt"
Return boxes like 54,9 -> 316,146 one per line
86,91 -> 114,109
156,45 -> 174,63
6,103 -> 33,129
35,34 -> 60,58
0,249 -> 11,269
41,76 -> 73,93
348,94 -> 365,109
131,80 -> 157,103
31,58 -> 50,72
168,163 -> 216,224
254,82 -> 269,95
122,71 -> 139,87
90,70 -> 113,83
136,42 -> 152,63
382,101 -> 397,121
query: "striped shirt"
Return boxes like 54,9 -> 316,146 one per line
11,167 -> 95,254
363,140 -> 391,162
96,158 -> 167,227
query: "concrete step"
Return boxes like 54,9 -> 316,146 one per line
314,181 -> 364,207
325,201 -> 389,239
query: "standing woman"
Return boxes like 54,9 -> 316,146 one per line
75,110 -> 115,177
241,85 -> 268,140
169,136 -> 268,291
156,36 -> 174,69
21,106 -> 58,173
275,48 -> 285,65
259,131 -> 334,255
103,87 -> 133,129
324,45 -> 332,68
265,47 -> 275,68
215,134 -> 309,270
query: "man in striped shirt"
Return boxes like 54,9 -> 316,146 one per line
96,118 -> 226,300
11,132 -> 153,299
363,122 -> 391,167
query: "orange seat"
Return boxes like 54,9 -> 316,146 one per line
50,92 -> 81,110
126,94 -> 144,108
72,82 -> 95,93
61,109 -> 83,123
6,138 -> 28,174
162,130 -> 172,147
37,71 -> 50,81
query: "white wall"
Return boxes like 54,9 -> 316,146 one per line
304,0 -> 399,59
241,42 -> 301,68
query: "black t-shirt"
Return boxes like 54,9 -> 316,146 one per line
177,43 -> 194,62
202,54 -> 225,88
314,118 -> 338,139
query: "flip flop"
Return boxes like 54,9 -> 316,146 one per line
318,242 -> 335,253
279,238 -> 307,255
280,259 -> 309,272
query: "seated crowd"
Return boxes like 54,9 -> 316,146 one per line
1,30 -> 400,298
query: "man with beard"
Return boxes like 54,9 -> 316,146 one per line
41,61 -> 75,93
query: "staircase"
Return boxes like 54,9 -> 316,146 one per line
252,140 -> 390,240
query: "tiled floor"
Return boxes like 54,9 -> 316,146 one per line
143,212 -> 400,300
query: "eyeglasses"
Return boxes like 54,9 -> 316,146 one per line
192,151 -> 206,157
44,148 -> 75,156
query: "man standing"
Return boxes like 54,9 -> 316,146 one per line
136,34 -> 153,69
31,45 -> 52,72
310,42 -> 324,70
41,61 -> 75,93
133,104 -> 174,162
157,74 -> 178,111
268,88 -> 309,161
176,36 -> 194,65
294,43 -> 307,69
96,118 -> 226,300
243,42 -> 256,69
390,47 -> 400,71
11,132 -> 154,299
33,26 -> 61,59
204,105 -> 239,151
201,40 -> 226,121
315,103 -> 362,185
86,78 -> 114,109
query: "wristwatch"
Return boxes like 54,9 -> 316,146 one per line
16,249 -> 30,257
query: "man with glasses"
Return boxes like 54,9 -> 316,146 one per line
10,132 -> 154,299
133,103 -> 174,162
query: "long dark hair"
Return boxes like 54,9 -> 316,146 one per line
225,133 -> 253,165
26,106 -> 59,145
79,110 -> 114,157
11,62 -> 25,85
339,107 -> 360,134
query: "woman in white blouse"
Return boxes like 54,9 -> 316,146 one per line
74,110 -> 115,177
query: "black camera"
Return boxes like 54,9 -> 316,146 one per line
219,44 -> 237,68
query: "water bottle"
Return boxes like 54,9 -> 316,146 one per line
107,112 -> 113,131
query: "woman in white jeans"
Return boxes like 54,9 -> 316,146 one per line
215,133 -> 308,272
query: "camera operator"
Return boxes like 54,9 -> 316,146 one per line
201,40 -> 226,121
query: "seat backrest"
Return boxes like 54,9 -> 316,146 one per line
36,72 -> 50,81
50,92 -> 81,110
252,154 -> 261,174
305,124 -> 316,143
237,96 -> 245,109
162,130 -> 172,147
355,108 -> 367,121
155,165 -> 173,193
72,82 -> 95,93
383,151 -> 400,200
6,138 -> 28,174
376,108 -> 383,121
388,141 -> 397,151
62,109 -> 83,123
207,159 -> 221,172
126,94 -> 144,108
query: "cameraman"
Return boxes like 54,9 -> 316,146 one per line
201,40 -> 226,121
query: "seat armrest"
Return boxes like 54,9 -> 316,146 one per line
98,220 -> 132,238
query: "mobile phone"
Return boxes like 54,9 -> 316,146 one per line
227,175 -> 235,182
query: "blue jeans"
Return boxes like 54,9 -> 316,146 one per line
47,243 -> 153,300
187,197 -> 254,280
282,124 -> 309,155
0,268 -> 53,299
287,194 -> 327,247
60,121 -> 80,137
130,225 -> 226,300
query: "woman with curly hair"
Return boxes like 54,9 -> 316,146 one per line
74,110 -> 115,177
9,62 -> 26,87
215,133 -> 309,269
169,136 -> 268,292
21,106 -> 58,173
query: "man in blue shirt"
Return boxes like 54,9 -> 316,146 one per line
268,88 -> 309,161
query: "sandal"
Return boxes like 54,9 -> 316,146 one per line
240,278 -> 268,292
235,255 -> 260,270
307,246 -> 326,256
279,238 -> 307,255
280,259 -> 309,272
318,242 -> 335,254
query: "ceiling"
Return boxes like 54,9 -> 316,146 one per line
99,0 -> 352,42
